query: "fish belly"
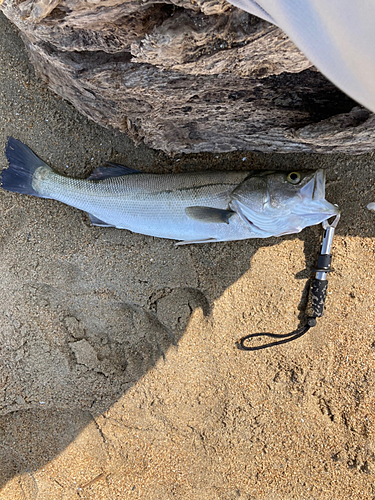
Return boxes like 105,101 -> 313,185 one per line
41,171 -> 258,242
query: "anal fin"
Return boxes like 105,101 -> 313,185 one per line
89,213 -> 115,227
175,238 -> 218,246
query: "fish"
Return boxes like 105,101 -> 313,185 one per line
1,137 -> 339,245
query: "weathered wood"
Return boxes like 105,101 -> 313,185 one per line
2,0 -> 375,154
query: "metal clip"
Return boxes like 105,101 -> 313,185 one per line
316,214 -> 340,280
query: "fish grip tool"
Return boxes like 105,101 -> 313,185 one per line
238,214 -> 340,351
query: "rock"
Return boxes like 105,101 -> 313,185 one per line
1,0 -> 375,153
70,339 -> 99,370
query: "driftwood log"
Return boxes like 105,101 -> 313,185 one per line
2,0 -> 375,154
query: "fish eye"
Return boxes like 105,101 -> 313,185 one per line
286,172 -> 301,184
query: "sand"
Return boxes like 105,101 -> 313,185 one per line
0,11 -> 375,500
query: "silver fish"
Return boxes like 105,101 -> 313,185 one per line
1,137 -> 339,244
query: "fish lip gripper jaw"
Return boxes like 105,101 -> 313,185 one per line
238,213 -> 340,351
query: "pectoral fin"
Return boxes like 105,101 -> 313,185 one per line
185,206 -> 235,224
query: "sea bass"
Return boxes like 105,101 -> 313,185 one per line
1,137 -> 339,244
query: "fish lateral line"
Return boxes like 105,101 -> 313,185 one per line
1,137 -> 340,245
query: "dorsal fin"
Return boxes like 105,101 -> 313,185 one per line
87,162 -> 142,180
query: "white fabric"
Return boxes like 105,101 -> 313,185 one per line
227,0 -> 375,113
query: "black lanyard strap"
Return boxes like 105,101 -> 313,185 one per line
238,214 -> 340,351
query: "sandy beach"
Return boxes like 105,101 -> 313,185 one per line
1,10 -> 375,499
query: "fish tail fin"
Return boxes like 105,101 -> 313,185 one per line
1,137 -> 51,197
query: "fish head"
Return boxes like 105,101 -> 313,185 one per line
231,169 -> 340,236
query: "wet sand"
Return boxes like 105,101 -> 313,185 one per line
0,11 -> 375,500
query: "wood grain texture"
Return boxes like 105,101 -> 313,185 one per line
2,0 -> 374,154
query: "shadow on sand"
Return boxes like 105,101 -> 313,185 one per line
0,150 -> 374,491
0,9 -> 374,493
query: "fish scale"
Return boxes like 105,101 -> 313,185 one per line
1,137 -> 340,244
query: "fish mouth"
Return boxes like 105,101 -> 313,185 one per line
298,169 -> 339,218
313,169 -> 340,215
300,169 -> 325,201
313,169 -> 326,200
